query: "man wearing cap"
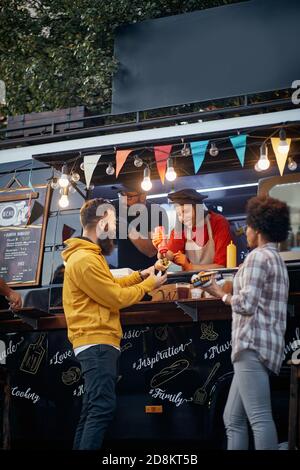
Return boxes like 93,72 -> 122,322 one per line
114,183 -> 168,271
153,188 -> 231,271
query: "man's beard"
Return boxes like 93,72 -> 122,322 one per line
97,237 -> 115,256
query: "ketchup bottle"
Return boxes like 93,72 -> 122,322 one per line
155,226 -> 168,257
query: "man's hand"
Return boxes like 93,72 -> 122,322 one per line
154,259 -> 170,273
201,276 -> 225,299
140,266 -> 155,279
173,251 -> 192,271
6,290 -> 22,310
151,272 -> 168,290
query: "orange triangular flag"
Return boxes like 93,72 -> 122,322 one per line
116,149 -> 132,177
271,137 -> 291,176
154,145 -> 172,184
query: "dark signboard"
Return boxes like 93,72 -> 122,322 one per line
0,184 -> 50,286
112,0 -> 300,113
0,317 -> 296,448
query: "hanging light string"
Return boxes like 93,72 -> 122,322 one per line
42,125 -> 300,171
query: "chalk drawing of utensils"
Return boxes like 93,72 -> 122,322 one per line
193,362 -> 220,405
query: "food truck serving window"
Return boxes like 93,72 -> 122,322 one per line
258,173 -> 300,261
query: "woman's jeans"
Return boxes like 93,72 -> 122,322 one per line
73,344 -> 120,450
223,349 -> 278,450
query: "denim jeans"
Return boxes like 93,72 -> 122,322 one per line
223,349 -> 278,450
73,344 -> 120,450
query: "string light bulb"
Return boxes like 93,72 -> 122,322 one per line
254,162 -> 262,172
181,143 -> 191,157
209,142 -> 219,157
80,162 -> 85,171
58,187 -> 69,208
288,156 -> 297,171
50,178 -> 59,189
58,164 -> 69,188
71,172 -> 80,183
165,158 -> 177,182
106,163 -> 115,176
256,143 -> 270,171
141,166 -> 152,191
278,129 -> 290,154
134,155 -> 143,168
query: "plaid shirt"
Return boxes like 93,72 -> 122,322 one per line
231,243 -> 289,374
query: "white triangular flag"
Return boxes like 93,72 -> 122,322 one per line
84,154 -> 101,189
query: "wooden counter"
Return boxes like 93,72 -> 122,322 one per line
0,298 -> 232,332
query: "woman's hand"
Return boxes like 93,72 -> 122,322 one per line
152,231 -> 163,249
173,251 -> 192,271
201,276 -> 225,299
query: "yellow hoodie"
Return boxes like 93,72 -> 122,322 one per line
62,238 -> 156,349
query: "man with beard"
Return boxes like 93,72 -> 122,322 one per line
62,198 -> 166,450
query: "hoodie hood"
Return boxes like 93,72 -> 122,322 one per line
62,237 -> 101,263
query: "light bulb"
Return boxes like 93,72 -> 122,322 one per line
181,143 -> 191,157
59,194 -> 69,208
257,157 -> 270,171
80,162 -> 85,171
278,129 -> 289,154
58,164 -> 69,188
71,172 -> 80,183
166,158 -> 177,182
209,142 -> 219,157
141,167 -> 152,191
134,156 -> 143,168
256,143 -> 270,170
288,157 -> 297,171
50,179 -> 59,189
254,162 -> 262,172
106,163 -> 115,175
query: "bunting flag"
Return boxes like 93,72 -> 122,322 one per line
271,137 -> 291,176
84,154 -> 101,189
62,224 -> 76,242
116,149 -> 132,177
154,145 -> 172,183
230,135 -> 247,167
190,141 -> 209,173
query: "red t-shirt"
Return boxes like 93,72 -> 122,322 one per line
167,211 -> 232,266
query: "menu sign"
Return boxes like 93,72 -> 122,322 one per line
0,184 -> 50,286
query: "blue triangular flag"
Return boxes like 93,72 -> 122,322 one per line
190,141 -> 209,174
230,135 -> 247,167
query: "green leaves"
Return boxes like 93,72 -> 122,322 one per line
0,0 -> 241,116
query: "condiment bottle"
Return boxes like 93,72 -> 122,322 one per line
155,226 -> 168,257
226,241 -> 237,268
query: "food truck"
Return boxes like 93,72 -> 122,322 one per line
0,0 -> 300,450
0,100 -> 299,450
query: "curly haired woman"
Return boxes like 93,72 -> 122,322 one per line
202,196 -> 290,450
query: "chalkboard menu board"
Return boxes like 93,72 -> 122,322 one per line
0,183 -> 50,286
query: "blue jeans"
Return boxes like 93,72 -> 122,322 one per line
223,349 -> 278,450
73,344 -> 120,450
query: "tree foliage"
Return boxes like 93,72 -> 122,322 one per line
0,0 -> 242,116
